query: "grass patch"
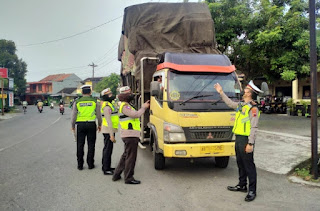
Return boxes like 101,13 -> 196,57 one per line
293,155 -> 320,183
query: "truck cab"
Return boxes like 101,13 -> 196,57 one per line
148,52 -> 240,169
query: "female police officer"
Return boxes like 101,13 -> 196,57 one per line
112,86 -> 150,184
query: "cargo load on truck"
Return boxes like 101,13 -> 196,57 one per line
118,3 -> 220,91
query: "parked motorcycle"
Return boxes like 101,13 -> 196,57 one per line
59,104 -> 64,115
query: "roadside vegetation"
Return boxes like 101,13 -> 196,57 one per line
293,155 -> 320,183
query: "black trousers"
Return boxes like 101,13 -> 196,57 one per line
102,133 -> 114,171
114,137 -> 139,182
76,122 -> 97,167
235,135 -> 257,192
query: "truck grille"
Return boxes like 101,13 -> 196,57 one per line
183,126 -> 233,142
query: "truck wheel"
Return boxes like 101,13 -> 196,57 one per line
215,156 -> 229,168
153,142 -> 165,170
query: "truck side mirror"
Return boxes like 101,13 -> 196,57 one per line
150,81 -> 160,97
261,82 -> 269,97
234,83 -> 241,94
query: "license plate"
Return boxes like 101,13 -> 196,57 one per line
200,145 -> 224,154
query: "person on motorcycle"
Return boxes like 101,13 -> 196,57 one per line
37,100 -> 44,111
22,101 -> 28,112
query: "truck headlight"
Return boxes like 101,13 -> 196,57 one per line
163,122 -> 186,143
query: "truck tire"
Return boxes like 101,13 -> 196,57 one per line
215,156 -> 229,168
153,142 -> 165,170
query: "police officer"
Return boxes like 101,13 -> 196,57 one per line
112,86 -> 150,184
71,85 -> 102,170
214,80 -> 263,202
100,88 -> 119,175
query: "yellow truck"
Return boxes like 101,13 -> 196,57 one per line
118,3 -> 240,169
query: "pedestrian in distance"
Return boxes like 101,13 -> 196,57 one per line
100,88 -> 119,175
214,80 -> 263,202
112,86 -> 150,184
71,85 -> 102,170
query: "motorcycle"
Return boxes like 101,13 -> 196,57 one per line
59,104 -> 64,115
50,103 -> 54,109
38,106 -> 43,113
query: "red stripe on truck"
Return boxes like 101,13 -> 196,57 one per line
156,62 -> 236,73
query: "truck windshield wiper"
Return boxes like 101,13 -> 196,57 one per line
180,94 -> 213,105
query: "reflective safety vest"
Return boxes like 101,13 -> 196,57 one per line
101,101 -> 119,129
232,103 -> 259,136
119,102 -> 140,131
76,97 -> 97,122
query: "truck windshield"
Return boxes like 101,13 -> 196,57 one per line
167,70 -> 238,111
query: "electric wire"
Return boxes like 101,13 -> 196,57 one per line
18,16 -> 123,47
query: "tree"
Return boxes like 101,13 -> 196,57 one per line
94,73 -> 120,96
206,0 -> 320,82
0,40 -> 28,96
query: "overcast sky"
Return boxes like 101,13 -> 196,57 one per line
0,0 -> 200,82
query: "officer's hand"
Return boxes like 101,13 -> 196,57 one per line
71,128 -> 75,133
245,144 -> 254,153
110,135 -> 116,143
97,126 -> 101,132
143,100 -> 150,109
214,83 -> 223,94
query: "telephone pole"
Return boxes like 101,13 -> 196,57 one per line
88,62 -> 98,79
88,62 -> 98,90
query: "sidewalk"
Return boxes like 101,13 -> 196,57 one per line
0,110 -> 21,120
254,113 -> 320,186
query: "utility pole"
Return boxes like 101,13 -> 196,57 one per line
88,62 -> 98,79
88,62 -> 98,91
309,0 -> 318,179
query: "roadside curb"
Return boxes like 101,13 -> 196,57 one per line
288,176 -> 320,188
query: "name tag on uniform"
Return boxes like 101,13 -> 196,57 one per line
79,102 -> 93,107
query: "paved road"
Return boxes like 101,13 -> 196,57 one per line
0,107 -> 319,210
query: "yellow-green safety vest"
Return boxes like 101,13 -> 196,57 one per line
101,101 -> 119,129
232,103 -> 259,136
76,97 -> 97,122
119,102 -> 140,131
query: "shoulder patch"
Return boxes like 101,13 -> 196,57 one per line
251,107 -> 258,117
125,105 -> 131,110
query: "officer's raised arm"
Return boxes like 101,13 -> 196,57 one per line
214,83 -> 238,109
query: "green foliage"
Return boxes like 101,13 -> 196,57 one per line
94,73 -> 120,96
286,98 -> 295,110
295,166 -> 320,182
0,39 -> 27,96
205,0 -> 320,82
280,70 -> 296,81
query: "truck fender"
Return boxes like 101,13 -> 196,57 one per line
148,123 -> 161,153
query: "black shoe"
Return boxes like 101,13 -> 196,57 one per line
125,179 -> 141,185
110,167 -> 115,170
245,191 -> 256,202
227,185 -> 247,192
103,170 -> 114,175
112,175 -> 121,181
88,165 -> 95,169
78,166 -> 83,170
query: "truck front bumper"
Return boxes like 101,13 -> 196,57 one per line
163,142 -> 235,158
